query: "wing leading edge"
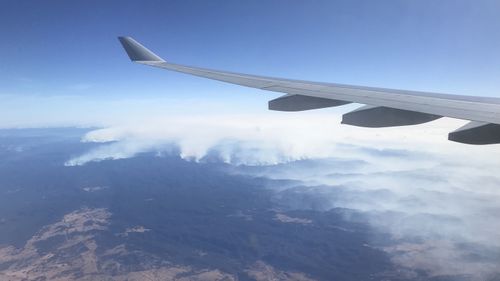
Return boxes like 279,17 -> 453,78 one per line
118,36 -> 500,145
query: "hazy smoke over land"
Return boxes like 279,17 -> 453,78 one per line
64,113 -> 500,280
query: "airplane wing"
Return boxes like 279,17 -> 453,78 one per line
118,36 -> 500,145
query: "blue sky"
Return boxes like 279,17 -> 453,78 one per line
1,0 -> 500,127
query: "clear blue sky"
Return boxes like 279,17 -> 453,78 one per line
1,0 -> 500,126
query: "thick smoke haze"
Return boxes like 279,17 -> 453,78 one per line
62,113 -> 500,280
64,113 -> 488,165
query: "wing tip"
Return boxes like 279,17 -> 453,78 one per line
118,36 -> 165,62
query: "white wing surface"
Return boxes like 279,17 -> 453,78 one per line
118,36 -> 500,145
